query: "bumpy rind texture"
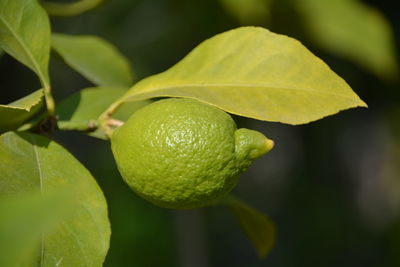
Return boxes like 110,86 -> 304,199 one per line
111,98 -> 271,209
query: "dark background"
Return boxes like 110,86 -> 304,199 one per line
1,0 -> 399,266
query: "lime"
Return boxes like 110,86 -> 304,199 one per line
111,98 -> 273,209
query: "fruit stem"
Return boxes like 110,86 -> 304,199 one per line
107,118 -> 124,127
97,97 -> 126,139
97,118 -> 124,140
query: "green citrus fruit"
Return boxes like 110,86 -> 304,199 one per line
111,98 -> 274,209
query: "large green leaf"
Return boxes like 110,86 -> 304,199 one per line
223,196 -> 275,258
117,27 -> 366,125
0,89 -> 43,134
0,132 -> 111,267
0,0 -> 51,88
56,87 -> 150,138
52,34 -> 134,87
295,0 -> 399,80
0,191 -> 72,267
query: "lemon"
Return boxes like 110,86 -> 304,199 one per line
111,98 -> 274,209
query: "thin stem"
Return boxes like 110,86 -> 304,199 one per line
41,0 -> 104,17
100,118 -> 124,139
43,85 -> 55,116
107,118 -> 124,127
57,120 -> 98,131
97,98 -> 125,137
99,98 -> 125,121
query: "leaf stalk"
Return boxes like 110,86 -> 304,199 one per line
43,85 -> 55,116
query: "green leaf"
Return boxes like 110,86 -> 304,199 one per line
295,0 -> 399,80
0,191 -> 72,267
42,0 -> 104,17
0,132 -> 111,267
57,87 -> 126,122
223,196 -> 276,258
0,0 -> 51,88
117,27 -> 366,125
56,87 -> 150,138
0,89 -> 43,134
52,34 -> 134,87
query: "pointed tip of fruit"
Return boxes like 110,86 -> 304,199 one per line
253,137 -> 273,159
235,128 -> 274,161
265,138 -> 274,152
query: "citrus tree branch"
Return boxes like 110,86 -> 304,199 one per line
57,120 -> 98,131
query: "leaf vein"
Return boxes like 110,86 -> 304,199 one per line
62,222 -> 90,266
128,82 -> 361,102
30,135 -> 45,267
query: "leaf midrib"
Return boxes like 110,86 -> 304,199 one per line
126,82 -> 363,102
30,135 -> 45,267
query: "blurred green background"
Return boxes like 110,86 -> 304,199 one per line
1,0 -> 399,266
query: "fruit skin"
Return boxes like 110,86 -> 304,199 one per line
111,98 -> 273,209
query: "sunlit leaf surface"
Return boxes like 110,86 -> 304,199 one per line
119,27 -> 366,125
